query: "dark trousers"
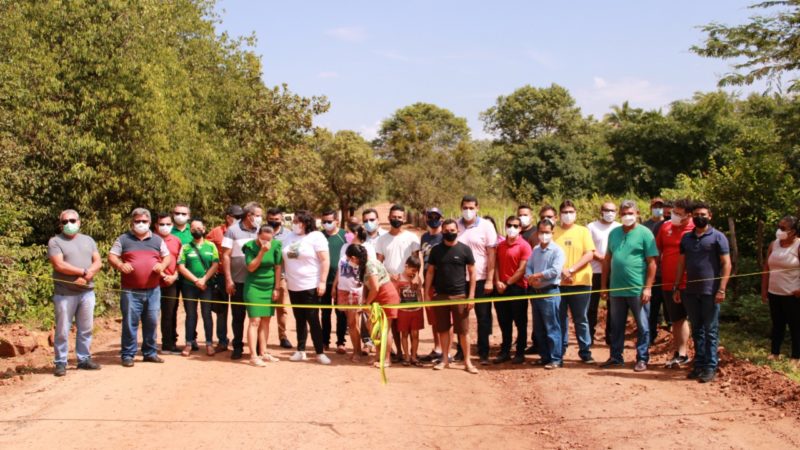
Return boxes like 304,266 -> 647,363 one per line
769,292 -> 800,359
588,274 -> 609,344
474,280 -> 493,358
290,289 -> 325,354
228,282 -> 247,351
647,278 -> 670,344
321,284 -> 347,346
183,284 -> 214,345
211,275 -> 229,347
160,283 -> 179,349
494,284 -> 528,356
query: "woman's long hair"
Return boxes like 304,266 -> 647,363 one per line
345,244 -> 369,283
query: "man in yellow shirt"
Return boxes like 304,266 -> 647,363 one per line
553,200 -> 596,363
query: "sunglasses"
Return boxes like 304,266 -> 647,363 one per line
133,220 -> 149,224
365,218 -> 377,223
541,216 -> 555,220
60,219 -> 78,224
173,212 -> 188,216
322,220 -> 334,225
507,224 -> 520,229
601,208 -> 616,213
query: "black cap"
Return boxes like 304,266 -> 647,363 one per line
226,205 -> 244,217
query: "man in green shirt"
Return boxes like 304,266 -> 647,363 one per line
600,200 -> 658,372
320,209 -> 348,353
171,202 -> 192,245
177,218 -> 219,356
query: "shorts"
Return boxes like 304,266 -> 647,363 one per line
425,289 -> 437,324
664,289 -> 688,321
397,308 -> 425,332
432,294 -> 469,334
337,289 -> 363,306
374,282 -> 400,319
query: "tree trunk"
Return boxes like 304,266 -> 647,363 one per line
727,217 -> 739,299
756,219 -> 765,268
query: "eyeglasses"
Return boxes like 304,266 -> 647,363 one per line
60,219 -> 78,224
601,208 -> 616,213
507,224 -> 520,229
133,220 -> 149,224
541,216 -> 555,220
322,220 -> 334,225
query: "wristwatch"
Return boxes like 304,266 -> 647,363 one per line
82,269 -> 88,277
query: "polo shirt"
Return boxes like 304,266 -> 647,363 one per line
526,243 -> 565,288
160,233 -> 183,288
680,227 -> 730,295
376,230 -> 420,276
656,220 -> 694,289
457,217 -> 498,281
323,228 -> 348,284
171,225 -> 193,245
553,224 -> 595,286
109,231 -> 170,289
178,240 -> 219,286
496,237 -> 532,288
429,242 -> 475,296
222,222 -> 258,284
607,225 -> 659,297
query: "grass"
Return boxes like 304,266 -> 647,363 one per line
719,322 -> 800,383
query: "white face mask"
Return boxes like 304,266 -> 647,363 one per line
519,215 -> 531,227
322,222 -> 335,232
777,229 -> 790,241
462,209 -> 476,221
173,213 -> 189,225
621,214 -> 637,227
651,208 -> 663,218
133,222 -> 150,234
671,214 -> 683,226
292,223 -> 304,235
561,212 -> 576,225
506,227 -> 520,238
602,211 -> 616,223
252,216 -> 263,228
538,233 -> 552,244
158,224 -> 173,235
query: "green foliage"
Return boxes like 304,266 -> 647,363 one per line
315,129 -> 382,217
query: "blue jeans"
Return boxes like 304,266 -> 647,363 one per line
609,296 -> 650,363
558,285 -> 592,361
683,293 -> 720,371
531,287 -> 562,364
183,284 -> 214,345
120,287 -> 161,359
53,291 -> 95,365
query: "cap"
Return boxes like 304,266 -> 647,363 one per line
426,207 -> 442,217
650,197 -> 664,207
226,204 -> 244,217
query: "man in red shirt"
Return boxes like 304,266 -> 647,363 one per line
155,213 -> 183,354
493,216 -> 532,364
656,198 -> 695,368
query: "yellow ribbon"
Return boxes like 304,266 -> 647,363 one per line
368,302 -> 389,384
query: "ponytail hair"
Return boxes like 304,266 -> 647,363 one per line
345,244 -> 369,283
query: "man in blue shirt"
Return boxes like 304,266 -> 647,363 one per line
673,201 -> 731,383
526,220 -> 565,369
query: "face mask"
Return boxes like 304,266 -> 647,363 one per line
692,216 -> 709,229
191,229 -> 205,240
671,214 -> 683,226
443,231 -> 458,242
426,218 -> 442,229
519,215 -> 531,227
621,214 -> 636,227
651,208 -> 663,218
267,220 -> 281,229
776,229 -> 789,241
133,222 -> 150,234
174,214 -> 189,225
602,211 -> 616,223
63,222 -> 80,236
158,224 -> 173,235
252,216 -> 263,228
322,222 -> 335,232
462,209 -> 476,221
364,220 -> 378,233
292,223 -> 304,235
506,227 -> 520,238
389,218 -> 404,229
561,212 -> 576,225
538,233 -> 552,244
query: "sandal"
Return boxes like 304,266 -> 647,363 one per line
181,345 -> 192,357
433,362 -> 448,370
250,358 -> 266,367
261,354 -> 280,362
402,359 -> 410,366
373,361 -> 391,369
465,365 -> 479,375
410,359 -> 423,367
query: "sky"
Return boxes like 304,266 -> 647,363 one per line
214,1 -> 765,140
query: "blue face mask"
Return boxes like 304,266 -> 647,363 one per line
651,208 -> 663,218
364,220 -> 378,233
427,218 -> 442,229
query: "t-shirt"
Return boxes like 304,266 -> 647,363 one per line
323,228 -> 348,285
222,222 -> 258,284
206,224 -> 228,260
337,242 -> 376,294
365,259 -> 392,286
428,242 -> 475,296
393,274 -> 421,311
160,234 -> 182,288
365,228 -> 387,246
178,240 -> 220,286
420,232 -> 443,269
656,220 -> 694,289
553,224 -> 595,286
521,226 -> 537,247
587,220 -> 621,274
643,218 -> 662,235
376,230 -> 420,275
171,225 -> 193,245
282,231 -> 329,291
680,227 -> 730,295
457,217 -> 498,281
496,237 -> 532,289
767,238 -> 800,296
242,239 -> 283,292
607,225 -> 659,297
109,231 -> 171,289
47,233 -> 98,296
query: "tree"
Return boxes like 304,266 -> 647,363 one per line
692,1 -> 800,91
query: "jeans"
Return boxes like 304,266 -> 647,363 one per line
494,284 -> 528,356
588,273 -> 611,345
211,276 -> 230,347
53,291 -> 95,365
473,280 -> 493,359
683,293 -> 720,370
321,283 -> 347,346
609,295 -> 650,363
768,293 -> 800,358
120,287 -> 160,359
559,285 -> 592,360
160,283 -> 179,349
289,289 -> 325,354
183,284 -> 214,345
647,279 -> 670,344
531,287 -> 562,364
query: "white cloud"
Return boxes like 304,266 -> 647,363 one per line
317,71 -> 339,79
325,26 -> 367,43
577,76 -> 672,117
358,121 -> 381,141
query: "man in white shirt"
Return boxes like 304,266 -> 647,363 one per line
587,201 -> 621,345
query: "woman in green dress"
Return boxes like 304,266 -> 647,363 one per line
243,225 -> 283,367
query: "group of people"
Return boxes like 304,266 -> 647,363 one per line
46,195 -> 800,382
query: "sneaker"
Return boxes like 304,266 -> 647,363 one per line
336,345 -> 346,355
581,356 -> 596,365
250,358 -> 267,367
290,351 -> 308,362
665,352 -> 690,369
431,354 -> 454,365
280,338 -> 293,349
531,359 -> 548,366
493,353 -> 511,364
511,354 -> 526,364
600,359 -> 624,369
54,363 -> 67,377
479,357 -> 490,366
261,354 -> 280,362
317,354 -> 332,365
214,344 -> 228,353
169,346 -> 183,355
544,362 -> 560,370
524,345 -> 537,355
687,368 -> 703,379
191,343 -> 199,352
634,361 -> 647,372
453,350 -> 464,362
419,351 -> 441,363
77,359 -> 101,370
231,349 -> 243,360
698,369 -> 717,383
143,355 -> 164,363
121,358 -> 134,367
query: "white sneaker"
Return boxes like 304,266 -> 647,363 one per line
289,351 -> 307,362
317,354 -> 332,365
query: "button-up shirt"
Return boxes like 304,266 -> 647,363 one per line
526,243 -> 565,288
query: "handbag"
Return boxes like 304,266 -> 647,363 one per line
190,242 -> 222,293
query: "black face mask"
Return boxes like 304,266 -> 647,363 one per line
191,230 -> 206,239
389,218 -> 404,229
443,231 -> 458,242
267,220 -> 281,229
692,216 -> 710,229
427,218 -> 442,229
